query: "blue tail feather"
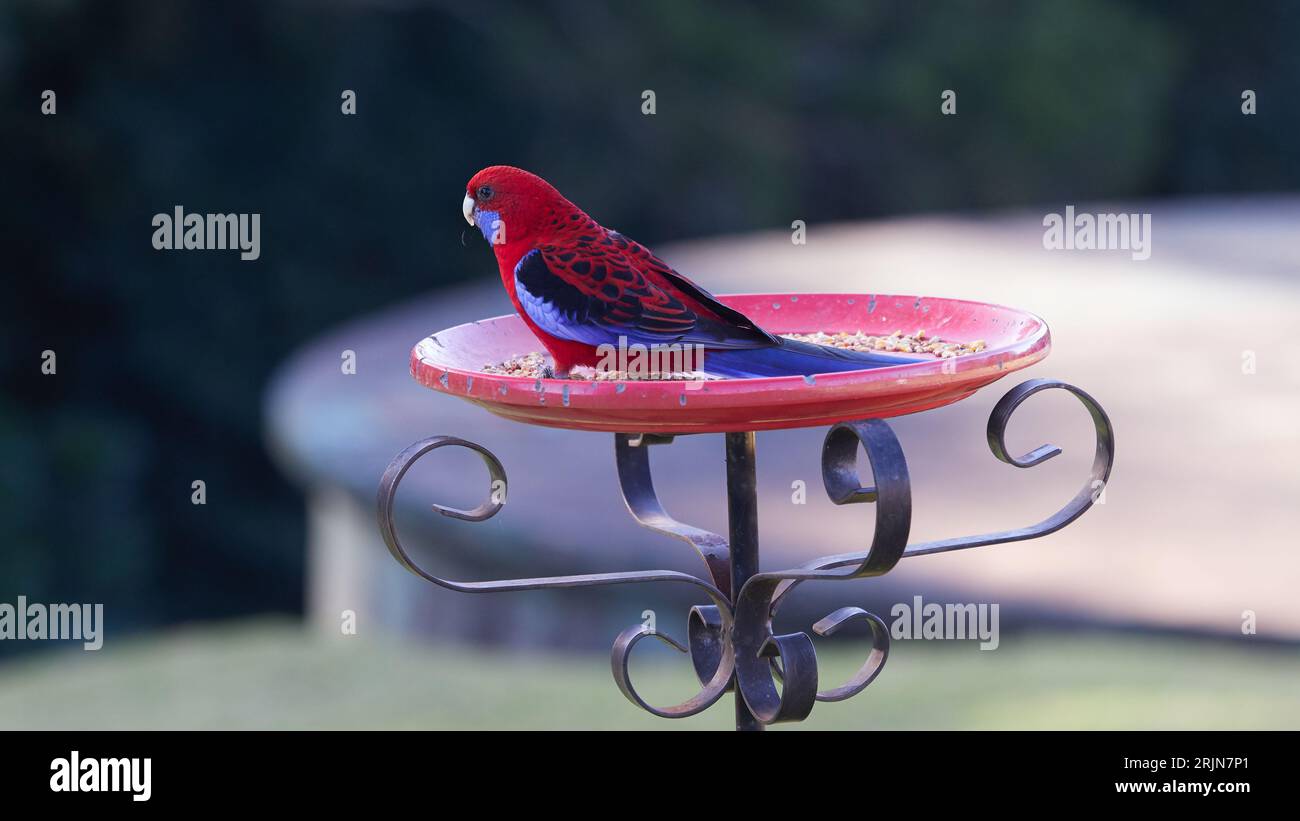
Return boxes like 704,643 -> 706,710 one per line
702,338 -> 923,378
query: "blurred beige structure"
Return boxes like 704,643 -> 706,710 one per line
268,197 -> 1300,644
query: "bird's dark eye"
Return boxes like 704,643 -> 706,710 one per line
477,185 -> 495,201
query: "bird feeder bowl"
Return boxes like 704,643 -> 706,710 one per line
411,293 -> 1051,433
379,292 -> 1114,729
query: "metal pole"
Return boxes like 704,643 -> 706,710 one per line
725,431 -> 764,732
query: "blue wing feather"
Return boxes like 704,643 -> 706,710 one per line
514,249 -> 764,349
514,248 -> 924,376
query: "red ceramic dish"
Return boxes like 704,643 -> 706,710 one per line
410,293 -> 1050,434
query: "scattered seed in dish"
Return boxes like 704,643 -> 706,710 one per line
480,330 -> 983,379
781,330 -> 985,358
481,353 -> 713,380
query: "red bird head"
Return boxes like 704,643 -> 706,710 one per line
463,166 -> 587,256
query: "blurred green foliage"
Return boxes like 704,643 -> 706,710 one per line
1,0 -> 1297,646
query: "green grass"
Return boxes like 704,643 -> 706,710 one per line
0,619 -> 1295,729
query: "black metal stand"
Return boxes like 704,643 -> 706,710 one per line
725,432 -> 764,731
377,377 -> 1115,729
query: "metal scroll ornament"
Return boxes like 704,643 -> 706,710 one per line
377,378 -> 1114,727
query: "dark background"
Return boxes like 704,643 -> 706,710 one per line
3,0 -> 1297,652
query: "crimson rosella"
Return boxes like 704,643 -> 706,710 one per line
462,166 -> 919,378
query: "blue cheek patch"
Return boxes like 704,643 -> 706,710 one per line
475,209 -> 501,242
